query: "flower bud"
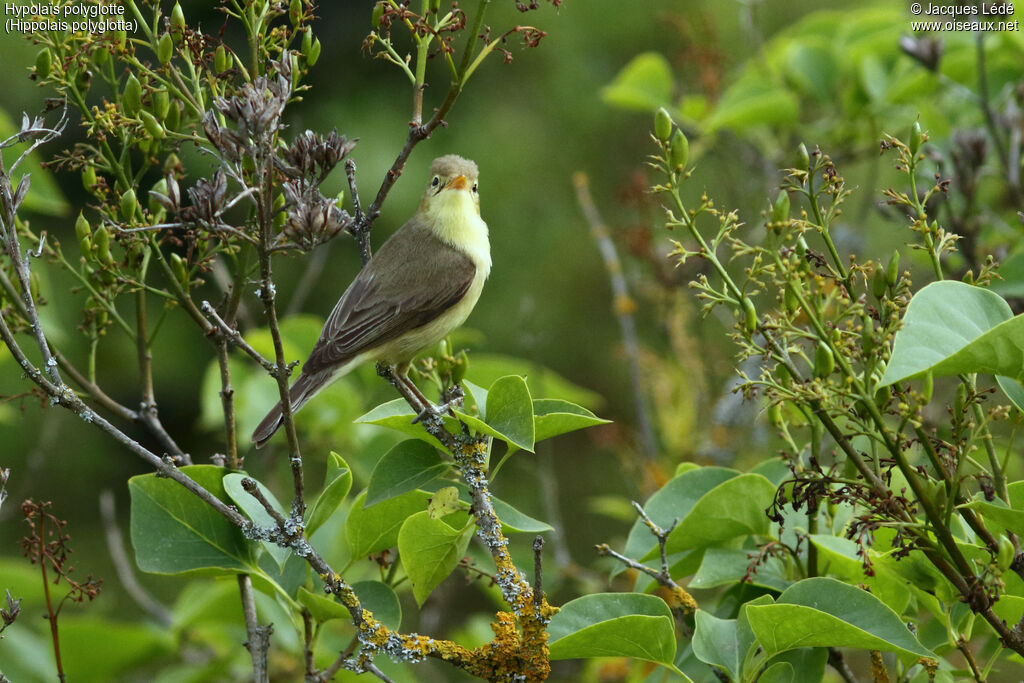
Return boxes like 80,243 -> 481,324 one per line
35,48 -> 51,80
654,107 -> 672,141
157,32 -> 173,64
669,129 -> 689,170
120,188 -> 139,220
814,341 -> 834,378
123,74 -> 142,116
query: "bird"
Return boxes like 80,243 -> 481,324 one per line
252,154 -> 490,448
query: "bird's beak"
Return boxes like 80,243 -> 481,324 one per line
447,175 -> 468,191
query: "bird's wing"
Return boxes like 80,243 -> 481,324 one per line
302,221 -> 476,375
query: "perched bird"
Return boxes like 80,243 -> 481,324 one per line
252,154 -> 490,448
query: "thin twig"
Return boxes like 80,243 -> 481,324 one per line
238,573 -> 272,683
98,491 -> 172,626
573,172 -> 658,459
201,300 -> 276,373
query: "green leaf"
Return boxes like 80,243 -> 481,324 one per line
130,465 -> 257,575
453,375 -> 535,451
600,52 -> 674,112
692,610 -> 742,680
428,486 -> 462,518
491,495 -> 553,533
704,72 -> 800,132
759,662 -> 795,683
298,586 -> 351,623
255,551 -> 308,599
621,467 -> 739,564
465,353 -> 602,409
366,440 -> 448,506
661,473 -> 776,555
879,281 -> 1024,388
58,617 -> 174,679
548,593 -> 687,677
352,580 -> 403,630
354,399 -> 446,449
223,473 -> 290,571
808,535 -> 911,615
533,398 -> 611,442
689,548 -> 789,592
306,451 -> 353,537
463,379 -> 489,419
398,511 -> 474,606
959,483 -> 1024,536
746,577 -> 934,660
346,489 -> 430,558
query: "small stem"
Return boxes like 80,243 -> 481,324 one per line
238,574 -> 271,683
38,514 -> 66,682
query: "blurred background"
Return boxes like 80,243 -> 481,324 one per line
2,0 -> 1023,680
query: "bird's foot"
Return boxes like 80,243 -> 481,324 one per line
411,391 -> 463,425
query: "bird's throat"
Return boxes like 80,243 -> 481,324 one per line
425,191 -> 491,277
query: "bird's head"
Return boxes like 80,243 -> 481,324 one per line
419,154 -> 480,218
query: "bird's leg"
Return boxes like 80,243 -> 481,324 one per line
394,362 -> 436,418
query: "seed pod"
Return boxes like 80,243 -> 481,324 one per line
273,192 -> 286,229
307,37 -> 322,67
93,46 -> 109,66
214,45 -> 229,74
35,48 -> 51,80
157,32 -> 173,64
301,27 -> 312,55
74,67 -> 92,93
141,110 -> 165,139
742,296 -> 757,334
123,74 -> 142,116
654,107 -> 672,141
170,3 -> 185,43
452,350 -> 469,384
997,536 -> 1015,572
770,190 -> 790,226
955,383 -> 968,415
371,2 -> 385,27
768,402 -> 784,430
775,363 -> 791,388
164,101 -> 180,131
784,281 -> 802,314
797,142 -> 810,169
94,225 -> 113,266
120,188 -> 138,220
289,0 -> 302,25
861,315 -> 875,355
115,29 -> 127,50
874,384 -> 889,408
429,0 -> 441,13
872,267 -> 888,299
152,90 -> 170,119
170,253 -> 188,287
148,178 -> 168,214
886,250 -> 900,287
909,121 -> 922,157
669,129 -> 689,170
920,371 -> 934,404
81,165 -> 97,192
814,341 -> 834,378
75,212 -> 92,256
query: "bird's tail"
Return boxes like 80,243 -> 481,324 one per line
251,373 -> 323,448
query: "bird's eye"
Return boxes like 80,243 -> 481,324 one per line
431,176 -> 440,187
472,183 -> 478,193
